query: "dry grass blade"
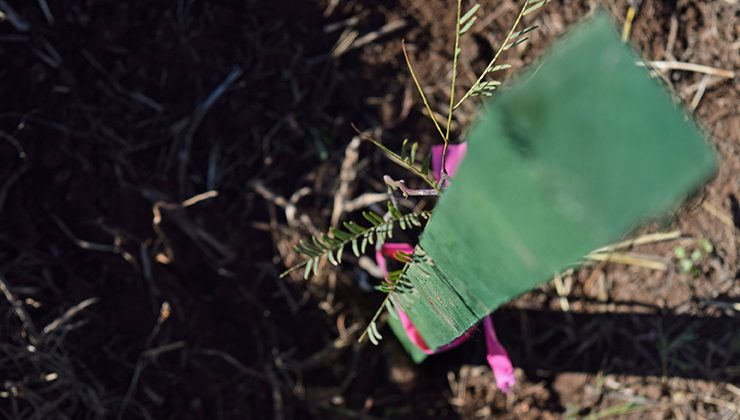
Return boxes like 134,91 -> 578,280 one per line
639,60 -> 736,79
174,67 -> 243,196
0,272 -> 39,344
332,19 -> 407,57
586,252 -> 669,271
140,341 -> 186,358
151,190 -> 234,264
701,202 -> 735,228
331,136 -> 361,226
401,40 -> 447,142
0,0 -> 31,31
0,129 -> 27,159
51,215 -> 118,253
621,1 -> 641,42
36,0 -> 54,24
42,298 -> 99,337
592,230 -> 682,253
117,301 -> 172,420
343,192 -> 390,213
250,180 -> 318,231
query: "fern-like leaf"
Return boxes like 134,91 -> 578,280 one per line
280,207 -> 431,279
367,321 -> 382,345
470,80 -> 502,97
358,246 -> 436,345
454,0 -> 550,110
352,125 -> 440,191
459,4 -> 480,35
523,0 -> 549,16
503,36 -> 529,51
488,63 -> 512,73
511,24 -> 539,40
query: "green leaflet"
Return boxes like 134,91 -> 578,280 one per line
393,12 -> 717,350
282,207 -> 430,279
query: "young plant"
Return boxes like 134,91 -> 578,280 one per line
280,1 -> 553,393
280,203 -> 430,280
284,0 -> 551,340
282,3 -> 717,394
673,238 -> 713,275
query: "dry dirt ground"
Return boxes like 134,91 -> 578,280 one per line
0,0 -> 738,419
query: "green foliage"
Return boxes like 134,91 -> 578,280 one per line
287,0 -> 553,347
459,4 -> 480,35
360,246 -> 436,345
454,0 -> 550,110
393,13 -> 717,349
400,139 -> 432,177
470,80 -> 502,97
523,0 -> 549,16
280,204 -> 430,280
355,0 -> 552,345
354,127 -> 438,191
673,238 -> 713,275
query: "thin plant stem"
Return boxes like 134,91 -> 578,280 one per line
401,40 -> 447,143
352,123 -> 440,191
454,0 -> 529,110
442,0 -> 463,177
358,257 -> 414,344
358,292 -> 393,343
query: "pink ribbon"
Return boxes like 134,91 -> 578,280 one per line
431,142 -> 467,183
375,244 -> 474,354
375,143 -> 515,393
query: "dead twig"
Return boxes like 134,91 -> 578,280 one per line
266,369 -> 285,420
0,163 -> 29,215
150,190 -> 234,265
0,0 -> 30,31
35,0 -> 53,25
51,215 -> 141,271
592,231 -> 682,254
638,60 -> 736,79
193,349 -> 267,380
249,180 -> 318,234
140,341 -> 186,358
331,20 -> 408,58
0,129 -> 27,159
81,50 -> 162,111
664,14 -> 678,61
689,74 -> 711,112
383,175 -> 439,197
117,302 -> 172,420
286,322 -> 362,371
680,75 -> 728,98
331,136 -> 361,226
51,215 -> 118,253
42,298 -> 99,337
701,202 -> 735,229
0,272 -> 39,345
173,67 -> 243,196
358,256 -> 385,280
586,252 -> 669,271
323,11 -> 367,33
343,192 -> 390,213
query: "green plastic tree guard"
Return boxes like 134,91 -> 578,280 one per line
392,12 -> 717,354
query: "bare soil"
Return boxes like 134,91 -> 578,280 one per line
0,0 -> 737,419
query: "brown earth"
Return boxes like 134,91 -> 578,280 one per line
0,0 -> 737,419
